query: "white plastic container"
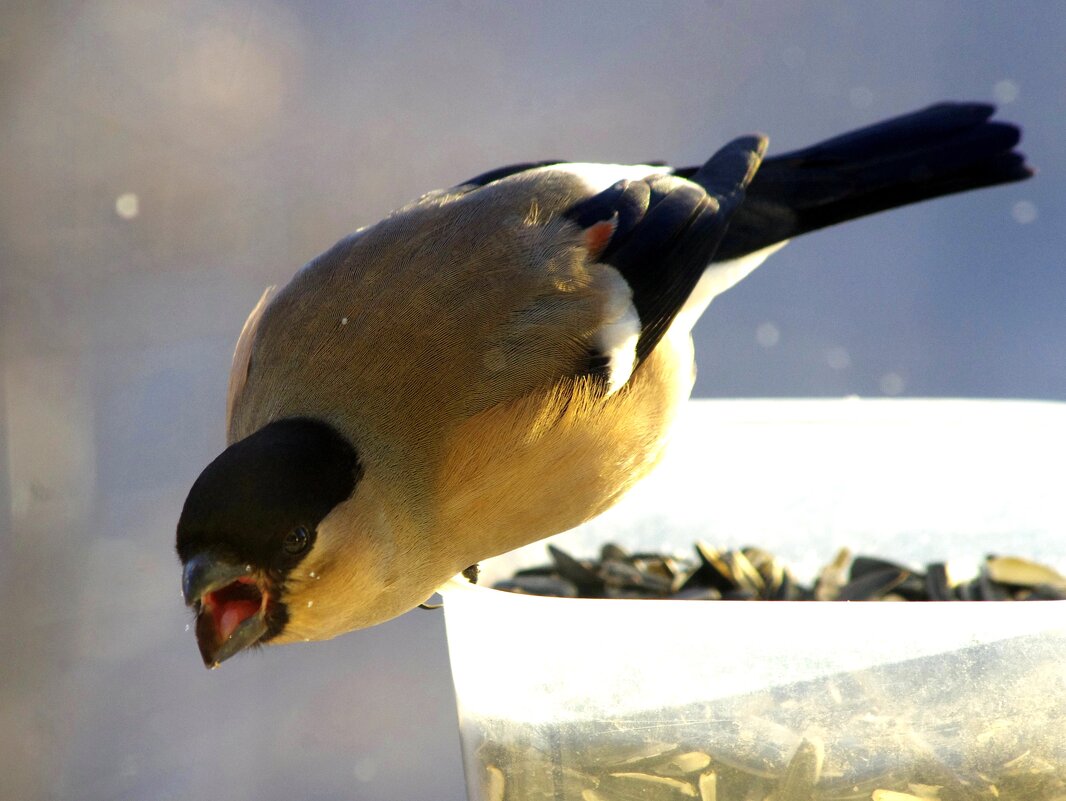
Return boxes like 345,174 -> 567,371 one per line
442,399 -> 1066,800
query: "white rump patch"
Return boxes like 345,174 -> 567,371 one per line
670,241 -> 790,334
593,267 -> 641,395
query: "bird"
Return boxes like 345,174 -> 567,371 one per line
177,102 -> 1031,668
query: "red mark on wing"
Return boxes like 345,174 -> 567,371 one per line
584,219 -> 617,261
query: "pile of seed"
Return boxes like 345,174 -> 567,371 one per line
491,542 -> 1066,602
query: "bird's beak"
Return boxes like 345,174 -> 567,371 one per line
182,553 -> 269,669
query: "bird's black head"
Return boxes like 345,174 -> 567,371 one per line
177,417 -> 361,668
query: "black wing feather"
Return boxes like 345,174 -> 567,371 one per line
564,135 -> 766,364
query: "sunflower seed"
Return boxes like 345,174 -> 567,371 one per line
603,772 -> 698,799
815,548 -> 852,601
483,764 -> 505,801
924,563 -> 955,602
986,556 -> 1066,590
655,751 -> 713,777
687,541 -> 740,594
548,544 -> 605,596
838,567 -> 911,601
697,771 -> 717,801
769,736 -> 823,801
601,542 -> 632,564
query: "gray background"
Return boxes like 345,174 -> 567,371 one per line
2,2 -> 1063,799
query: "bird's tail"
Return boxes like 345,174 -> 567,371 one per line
708,102 -> 1032,261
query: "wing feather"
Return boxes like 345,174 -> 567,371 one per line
563,135 -> 768,368
226,286 -> 276,443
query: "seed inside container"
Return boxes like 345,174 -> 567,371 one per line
468,542 -> 1066,800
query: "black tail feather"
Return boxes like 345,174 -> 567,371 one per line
705,102 -> 1033,262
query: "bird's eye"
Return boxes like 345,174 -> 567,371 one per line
283,526 -> 312,555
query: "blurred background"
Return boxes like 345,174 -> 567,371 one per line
1,2 -> 1063,799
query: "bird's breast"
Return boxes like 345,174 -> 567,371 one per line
434,330 -> 695,570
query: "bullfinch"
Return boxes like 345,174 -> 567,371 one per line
177,102 -> 1031,668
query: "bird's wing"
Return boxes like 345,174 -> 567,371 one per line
426,140 -> 766,403
540,135 -> 767,389
226,285 -> 275,443
222,140 -> 768,440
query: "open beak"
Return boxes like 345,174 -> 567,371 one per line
182,553 -> 270,669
